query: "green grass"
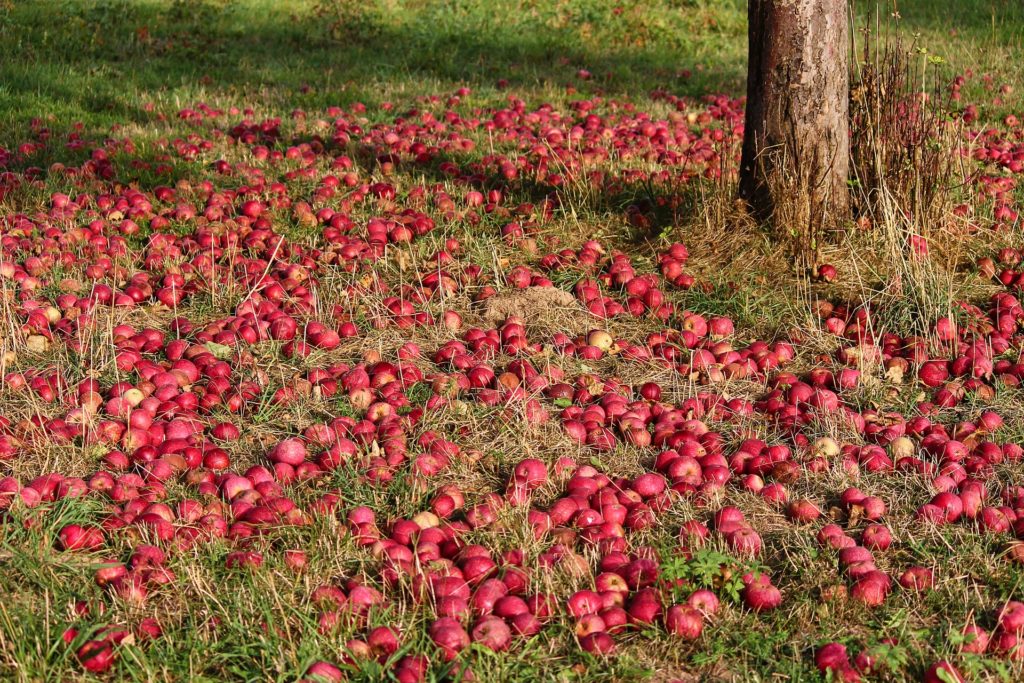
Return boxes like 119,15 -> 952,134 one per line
1,0 -> 1021,147
0,0 -> 746,141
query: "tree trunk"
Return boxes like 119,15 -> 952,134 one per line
739,0 -> 850,269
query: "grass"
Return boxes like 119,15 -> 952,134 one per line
0,0 -> 1020,145
0,0 -> 1023,681
0,0 -> 746,141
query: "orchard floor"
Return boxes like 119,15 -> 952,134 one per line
1,1 -> 1024,682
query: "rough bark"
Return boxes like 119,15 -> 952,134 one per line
740,0 -> 850,266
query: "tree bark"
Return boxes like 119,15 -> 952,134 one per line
740,0 -> 850,266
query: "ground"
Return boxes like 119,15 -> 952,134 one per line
0,1 -> 1024,682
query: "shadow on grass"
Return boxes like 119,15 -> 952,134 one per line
0,0 -> 748,142
2,0 -> 1018,146
2,0 -> 1018,244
